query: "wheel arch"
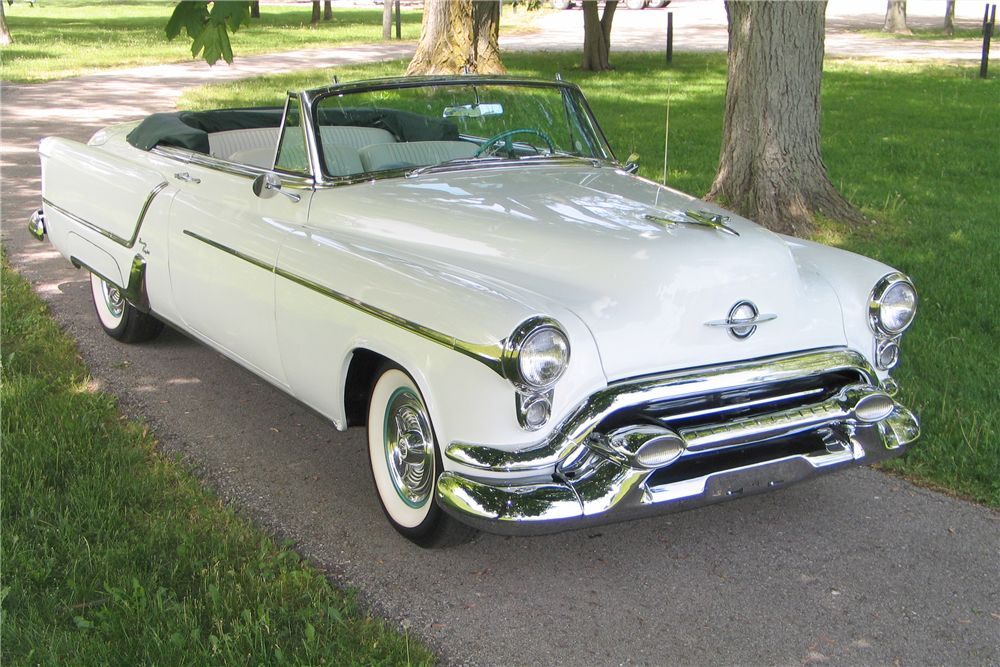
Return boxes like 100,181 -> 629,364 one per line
344,347 -> 389,427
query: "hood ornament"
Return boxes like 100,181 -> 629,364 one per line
641,209 -> 739,236
704,301 -> 777,340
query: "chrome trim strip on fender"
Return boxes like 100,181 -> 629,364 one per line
182,230 -> 506,375
71,253 -> 150,311
42,181 -> 168,249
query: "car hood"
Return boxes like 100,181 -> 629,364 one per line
310,164 -> 847,381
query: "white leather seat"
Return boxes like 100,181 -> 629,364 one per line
358,141 -> 478,172
229,146 -> 275,168
208,128 -> 280,160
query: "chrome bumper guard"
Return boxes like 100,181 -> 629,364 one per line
437,349 -> 920,536
28,209 -> 46,241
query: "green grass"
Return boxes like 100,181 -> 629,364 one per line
179,52 -> 1000,507
0,0 -> 424,83
857,28 -> 989,41
0,252 -> 434,665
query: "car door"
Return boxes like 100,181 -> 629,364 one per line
167,95 -> 315,388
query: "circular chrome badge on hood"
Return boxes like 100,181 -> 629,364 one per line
728,301 -> 760,340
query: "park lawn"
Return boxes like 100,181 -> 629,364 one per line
0,0 -> 549,83
0,0 -> 424,83
0,252 -> 435,665
179,52 -> 999,507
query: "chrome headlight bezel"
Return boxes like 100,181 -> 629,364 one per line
502,316 -> 571,392
869,273 -> 917,337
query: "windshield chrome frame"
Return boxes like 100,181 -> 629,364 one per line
301,76 -> 618,187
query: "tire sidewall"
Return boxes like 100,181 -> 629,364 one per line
90,271 -> 128,337
367,368 -> 438,531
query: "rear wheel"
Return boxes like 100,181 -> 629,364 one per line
90,272 -> 163,343
367,366 -> 476,548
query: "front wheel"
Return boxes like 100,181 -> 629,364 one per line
367,366 -> 476,548
90,272 -> 163,343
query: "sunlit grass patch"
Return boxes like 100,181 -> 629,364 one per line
1,250 -> 434,666
0,0 -> 424,83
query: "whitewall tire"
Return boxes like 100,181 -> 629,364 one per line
367,366 -> 476,548
89,272 -> 163,344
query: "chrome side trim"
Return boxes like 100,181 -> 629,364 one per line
446,348 -> 878,472
182,230 -> 273,273
71,253 -> 150,311
151,146 -> 317,188
182,230 -> 506,375
42,181 -> 168,249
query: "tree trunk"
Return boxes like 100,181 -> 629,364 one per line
311,1 -> 321,25
706,1 -> 864,237
324,1 -> 332,21
473,0 -> 506,74
943,0 -> 955,36
406,0 -> 505,75
883,0 -> 911,34
250,1 -> 260,19
582,0 -> 618,71
383,0 -> 393,40
1,1 -> 12,47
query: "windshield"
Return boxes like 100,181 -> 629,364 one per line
312,80 -> 613,180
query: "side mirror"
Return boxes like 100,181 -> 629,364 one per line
253,173 -> 301,202
624,153 -> 640,175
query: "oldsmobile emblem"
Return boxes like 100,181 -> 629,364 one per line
704,300 -> 777,340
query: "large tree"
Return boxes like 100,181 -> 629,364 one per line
581,0 -> 619,72
883,1 -> 911,34
1,1 -> 12,47
943,1 -> 956,36
706,1 -> 864,237
405,0 -> 505,75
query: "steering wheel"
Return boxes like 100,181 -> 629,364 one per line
473,128 -> 556,158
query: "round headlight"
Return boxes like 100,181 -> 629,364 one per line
870,274 -> 917,335
503,317 -> 571,390
519,327 -> 570,388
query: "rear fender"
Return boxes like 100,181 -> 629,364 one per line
39,137 -> 168,252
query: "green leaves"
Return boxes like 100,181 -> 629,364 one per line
165,1 -> 253,66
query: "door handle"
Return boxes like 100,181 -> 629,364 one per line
174,172 -> 201,184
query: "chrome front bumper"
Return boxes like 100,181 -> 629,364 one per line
437,349 -> 920,536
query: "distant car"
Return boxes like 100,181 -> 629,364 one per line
32,75 -> 919,548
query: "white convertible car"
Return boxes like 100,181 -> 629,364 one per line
31,75 -> 919,547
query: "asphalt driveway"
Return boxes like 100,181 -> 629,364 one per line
2,5 -> 997,665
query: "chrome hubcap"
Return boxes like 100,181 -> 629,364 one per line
101,281 -> 125,319
384,389 -> 434,508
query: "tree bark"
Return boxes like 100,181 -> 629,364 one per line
406,0 -> 505,75
883,1 -> 911,34
706,1 -> 864,237
1,1 -> 12,47
383,0 -> 394,40
324,1 -> 332,21
943,0 -> 955,36
582,0 -> 618,71
311,1 -> 321,25
473,0 -> 506,74
250,1 -> 260,20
